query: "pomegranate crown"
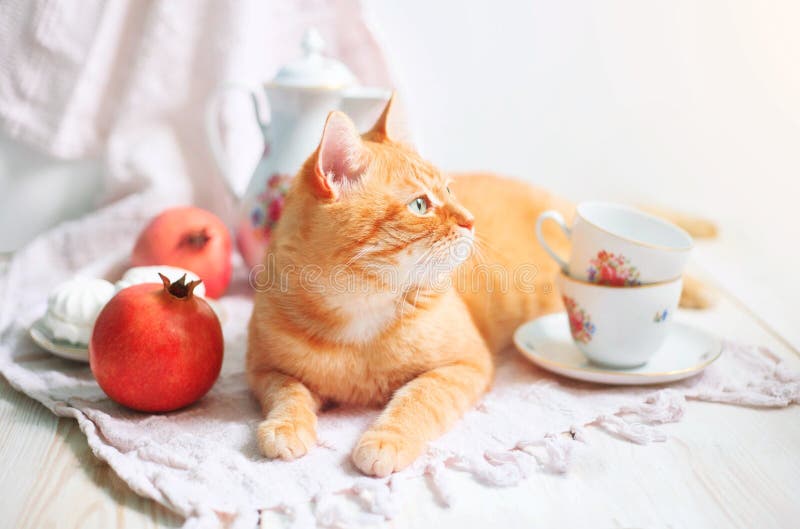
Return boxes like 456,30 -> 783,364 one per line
159,273 -> 203,299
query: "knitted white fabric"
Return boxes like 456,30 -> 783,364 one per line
1,210 -> 798,528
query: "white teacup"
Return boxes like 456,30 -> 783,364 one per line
556,272 -> 683,367
537,202 -> 693,285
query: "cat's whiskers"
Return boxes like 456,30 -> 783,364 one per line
343,246 -> 372,267
396,239 -> 441,326
343,230 -> 413,271
473,234 -> 507,261
377,226 -> 416,247
396,256 -> 427,325
401,241 -> 445,322
471,242 -> 488,267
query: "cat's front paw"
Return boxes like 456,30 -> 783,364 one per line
257,417 -> 316,460
351,430 -> 422,477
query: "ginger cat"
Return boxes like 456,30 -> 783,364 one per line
246,97 -> 709,477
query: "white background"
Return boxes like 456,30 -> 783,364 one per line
367,0 -> 800,348
371,0 -> 800,209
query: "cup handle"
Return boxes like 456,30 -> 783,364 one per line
536,210 -> 571,271
204,84 -> 270,199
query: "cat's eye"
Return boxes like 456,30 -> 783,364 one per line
408,196 -> 429,215
446,185 -> 452,194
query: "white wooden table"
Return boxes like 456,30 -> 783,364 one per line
2,242 -> 799,529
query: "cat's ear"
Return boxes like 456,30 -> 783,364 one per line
369,93 -> 412,144
313,111 -> 368,199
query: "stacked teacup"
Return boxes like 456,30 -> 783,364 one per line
536,202 -> 692,368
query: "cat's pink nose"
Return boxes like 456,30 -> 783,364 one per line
457,215 -> 474,230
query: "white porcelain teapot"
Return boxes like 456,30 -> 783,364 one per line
206,29 -> 390,268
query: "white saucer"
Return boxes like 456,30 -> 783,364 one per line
29,318 -> 90,362
513,313 -> 722,385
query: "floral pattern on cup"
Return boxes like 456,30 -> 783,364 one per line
653,308 -> 669,323
250,173 -> 292,240
586,250 -> 641,286
564,296 -> 596,344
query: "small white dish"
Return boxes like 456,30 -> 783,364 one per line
29,318 -> 90,362
513,313 -> 722,385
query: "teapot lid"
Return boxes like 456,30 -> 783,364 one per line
270,29 -> 357,89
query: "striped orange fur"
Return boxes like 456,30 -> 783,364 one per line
246,96 -> 708,476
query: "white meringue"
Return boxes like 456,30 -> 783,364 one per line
115,265 -> 206,297
43,278 -> 116,345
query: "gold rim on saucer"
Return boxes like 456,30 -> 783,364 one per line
512,315 -> 723,380
514,334 -> 722,378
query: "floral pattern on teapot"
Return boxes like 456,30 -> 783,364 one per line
250,173 -> 292,240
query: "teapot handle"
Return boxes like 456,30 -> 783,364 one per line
204,84 -> 270,199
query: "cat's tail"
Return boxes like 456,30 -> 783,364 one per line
639,205 -> 718,239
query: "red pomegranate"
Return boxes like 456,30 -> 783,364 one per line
90,274 -> 224,412
131,207 -> 233,298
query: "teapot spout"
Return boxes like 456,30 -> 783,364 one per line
340,87 -> 391,133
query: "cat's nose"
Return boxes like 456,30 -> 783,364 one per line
457,213 -> 475,231
448,203 -> 474,231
